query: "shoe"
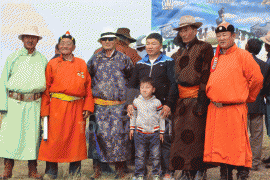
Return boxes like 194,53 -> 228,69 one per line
28,160 -> 42,179
0,159 -> 14,179
136,175 -> 144,180
194,170 -> 207,180
93,162 -> 101,179
43,174 -> 57,180
163,173 -> 175,180
265,163 -> 270,168
152,175 -> 160,180
262,156 -> 270,164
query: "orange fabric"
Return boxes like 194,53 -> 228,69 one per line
94,41 -> 141,65
204,44 -> 263,167
178,84 -> 199,98
39,56 -> 94,162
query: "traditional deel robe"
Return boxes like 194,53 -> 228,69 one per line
169,37 -> 214,170
0,48 -> 47,160
94,40 -> 141,65
204,44 -> 263,168
38,55 -> 94,163
87,50 -> 134,162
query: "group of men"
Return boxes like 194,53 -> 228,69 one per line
0,14 -> 270,180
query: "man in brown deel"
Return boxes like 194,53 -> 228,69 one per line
169,15 -> 214,179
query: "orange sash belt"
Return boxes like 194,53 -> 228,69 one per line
178,84 -> 199,98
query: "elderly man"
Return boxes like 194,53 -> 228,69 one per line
87,29 -> 134,179
169,15 -> 214,180
245,39 -> 269,171
94,27 -> 141,65
204,22 -> 263,180
0,26 -> 47,179
38,31 -> 94,179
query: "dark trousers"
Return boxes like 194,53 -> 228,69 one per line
45,161 -> 81,179
161,118 -> 173,175
248,113 -> 264,166
220,163 -> 249,180
134,131 -> 161,177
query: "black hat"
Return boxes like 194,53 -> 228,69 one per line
58,31 -> 75,45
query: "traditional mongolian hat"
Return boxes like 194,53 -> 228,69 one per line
215,22 -> 235,34
173,15 -> 203,31
260,31 -> 270,45
18,26 -> 42,40
135,35 -> 146,49
58,31 -> 75,45
116,27 -> 137,43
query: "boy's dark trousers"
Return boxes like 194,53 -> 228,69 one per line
134,131 -> 161,177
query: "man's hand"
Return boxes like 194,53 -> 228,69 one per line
129,130 -> 134,140
127,105 -> 134,117
83,110 -> 91,120
160,134 -> 164,143
160,105 -> 171,119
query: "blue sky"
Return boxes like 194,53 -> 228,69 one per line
152,0 -> 270,32
1,0 -> 151,71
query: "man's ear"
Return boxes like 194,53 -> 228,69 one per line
153,87 -> 156,93
72,45 -> 76,51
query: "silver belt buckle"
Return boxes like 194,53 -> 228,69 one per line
213,101 -> 223,108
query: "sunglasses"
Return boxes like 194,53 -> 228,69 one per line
100,37 -> 116,42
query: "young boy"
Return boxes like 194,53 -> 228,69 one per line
130,77 -> 165,180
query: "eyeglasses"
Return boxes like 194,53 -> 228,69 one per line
59,42 -> 73,46
100,37 -> 115,42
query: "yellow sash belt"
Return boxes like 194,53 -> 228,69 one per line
178,84 -> 199,98
50,93 -> 82,101
94,98 -> 126,106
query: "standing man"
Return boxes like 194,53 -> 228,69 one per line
38,31 -> 94,179
135,35 -> 147,58
94,27 -> 141,65
0,26 -> 47,179
204,22 -> 263,180
87,29 -> 134,179
246,38 -> 269,171
127,33 -> 178,180
51,43 -> 60,60
260,31 -> 270,167
169,15 -> 214,180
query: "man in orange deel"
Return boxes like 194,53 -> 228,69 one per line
203,22 -> 264,180
38,31 -> 94,179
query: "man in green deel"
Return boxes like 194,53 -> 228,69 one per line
0,26 -> 47,179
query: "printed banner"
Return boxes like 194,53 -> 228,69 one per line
152,0 -> 270,59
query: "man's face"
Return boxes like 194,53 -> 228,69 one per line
100,37 -> 116,50
59,38 -> 75,55
265,43 -> 270,53
216,31 -> 236,49
146,39 -> 162,57
178,26 -> 197,43
22,35 -> 39,50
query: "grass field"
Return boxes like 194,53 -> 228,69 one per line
0,117 -> 270,179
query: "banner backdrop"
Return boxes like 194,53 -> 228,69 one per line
152,0 -> 270,60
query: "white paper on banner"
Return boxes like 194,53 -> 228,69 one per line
43,116 -> 48,141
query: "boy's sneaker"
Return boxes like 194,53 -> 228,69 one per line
152,175 -> 160,180
163,173 -> 175,180
137,175 -> 144,180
